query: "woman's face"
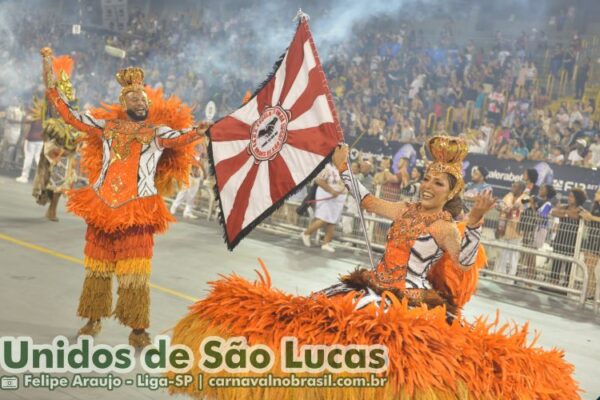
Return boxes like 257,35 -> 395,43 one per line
411,168 -> 421,180
568,192 -> 576,207
419,171 -> 451,211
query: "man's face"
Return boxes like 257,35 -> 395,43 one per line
124,91 -> 149,120
512,182 -> 524,196
360,161 -> 372,175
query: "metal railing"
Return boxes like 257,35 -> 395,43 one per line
479,239 -> 589,307
169,180 -> 599,312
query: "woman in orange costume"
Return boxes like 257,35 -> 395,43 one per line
169,136 -> 579,399
41,48 -> 209,347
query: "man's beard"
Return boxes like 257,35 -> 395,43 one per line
127,109 -> 148,121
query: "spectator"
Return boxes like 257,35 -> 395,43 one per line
580,188 -> 600,299
548,146 -> 565,165
399,119 -> 416,143
401,166 -> 424,199
518,184 -> 556,279
528,141 -> 545,161
533,184 -> 557,248
374,157 -> 407,200
575,57 -> 590,100
567,138 -> 587,166
494,181 -> 527,282
523,168 -> 539,197
464,166 -> 493,200
1,99 -> 24,168
16,111 -> 43,184
586,135 -> 600,167
549,188 -> 587,285
467,129 -> 489,154
358,160 -> 374,190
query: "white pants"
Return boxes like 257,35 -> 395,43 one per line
172,177 -> 201,213
494,238 -> 520,282
20,140 -> 43,179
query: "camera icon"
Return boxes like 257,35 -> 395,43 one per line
1,376 -> 19,390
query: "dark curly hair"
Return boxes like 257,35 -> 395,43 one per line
541,184 -> 556,200
570,188 -> 587,207
444,174 -> 464,219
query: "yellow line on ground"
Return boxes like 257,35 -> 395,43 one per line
0,232 -> 199,303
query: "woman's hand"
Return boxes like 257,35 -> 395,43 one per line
580,210 -> 592,221
467,190 -> 496,227
332,143 -> 349,172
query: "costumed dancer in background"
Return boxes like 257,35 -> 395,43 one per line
169,136 -> 579,399
170,143 -> 206,219
41,47 -> 210,347
32,55 -> 82,221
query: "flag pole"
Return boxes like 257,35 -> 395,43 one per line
293,8 -> 375,268
293,8 -> 310,22
345,155 -> 377,270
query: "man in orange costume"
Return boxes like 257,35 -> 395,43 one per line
41,48 -> 209,347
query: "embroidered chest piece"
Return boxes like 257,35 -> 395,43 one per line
104,120 -> 155,162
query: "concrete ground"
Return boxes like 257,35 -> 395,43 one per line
0,175 -> 599,400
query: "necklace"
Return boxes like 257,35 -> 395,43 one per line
387,202 -> 451,244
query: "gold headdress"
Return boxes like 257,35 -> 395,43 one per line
426,135 -> 468,199
52,55 -> 75,102
116,67 -> 146,105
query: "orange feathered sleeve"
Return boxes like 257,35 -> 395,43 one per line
428,221 -> 487,309
46,88 -> 103,137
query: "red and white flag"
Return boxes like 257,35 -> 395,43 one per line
208,19 -> 343,250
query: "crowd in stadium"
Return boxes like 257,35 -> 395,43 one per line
1,1 -> 599,294
1,1 -> 599,172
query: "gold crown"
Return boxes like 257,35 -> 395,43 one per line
116,67 -> 146,104
426,136 -> 469,199
427,135 -> 468,165
116,67 -> 145,88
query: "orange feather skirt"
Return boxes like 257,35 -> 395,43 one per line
169,262 -> 580,399
67,186 -> 174,234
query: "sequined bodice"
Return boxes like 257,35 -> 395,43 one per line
93,119 -> 163,207
373,203 -> 452,290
